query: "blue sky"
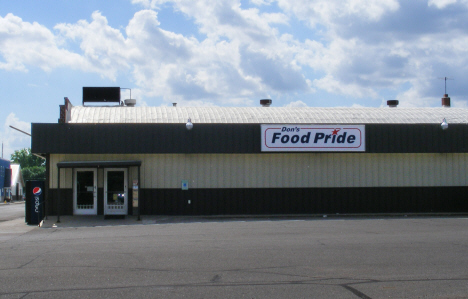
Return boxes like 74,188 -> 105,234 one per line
1,0 -> 468,158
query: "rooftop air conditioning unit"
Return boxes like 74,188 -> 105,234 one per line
124,99 -> 136,107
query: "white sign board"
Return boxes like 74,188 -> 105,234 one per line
261,125 -> 365,152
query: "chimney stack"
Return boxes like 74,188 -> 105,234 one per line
387,100 -> 399,108
442,94 -> 450,107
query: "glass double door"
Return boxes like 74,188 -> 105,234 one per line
74,168 -> 128,215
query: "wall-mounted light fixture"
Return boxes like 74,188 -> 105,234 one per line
186,118 -> 193,130
441,118 -> 448,130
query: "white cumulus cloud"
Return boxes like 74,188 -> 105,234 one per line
0,113 -> 30,160
2,0 -> 468,108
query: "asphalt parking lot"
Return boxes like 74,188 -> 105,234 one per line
1,207 -> 468,298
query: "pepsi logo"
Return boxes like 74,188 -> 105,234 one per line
33,187 -> 42,196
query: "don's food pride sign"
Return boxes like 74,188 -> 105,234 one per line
261,124 -> 365,152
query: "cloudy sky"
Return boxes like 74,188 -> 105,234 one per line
1,0 -> 468,158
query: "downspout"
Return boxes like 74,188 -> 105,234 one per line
57,167 -> 61,223
138,165 -> 141,221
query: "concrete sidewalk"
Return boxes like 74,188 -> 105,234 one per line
38,213 -> 468,229
38,214 -> 243,228
38,214 -> 324,228
0,200 -> 25,206
39,215 -> 162,228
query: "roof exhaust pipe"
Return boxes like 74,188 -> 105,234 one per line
387,100 -> 399,108
260,99 -> 272,107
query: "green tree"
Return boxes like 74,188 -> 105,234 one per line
10,148 -> 46,181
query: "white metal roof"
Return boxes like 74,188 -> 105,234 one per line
69,106 -> 468,124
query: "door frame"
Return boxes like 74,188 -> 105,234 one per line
73,168 -> 97,215
104,168 -> 128,215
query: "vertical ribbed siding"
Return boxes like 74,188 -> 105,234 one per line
366,124 -> 468,153
49,153 -> 468,189
33,123 -> 468,154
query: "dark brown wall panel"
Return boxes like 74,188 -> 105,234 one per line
46,187 -> 468,216
138,187 -> 468,216
33,123 -> 468,154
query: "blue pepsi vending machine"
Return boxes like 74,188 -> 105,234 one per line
26,180 -> 45,225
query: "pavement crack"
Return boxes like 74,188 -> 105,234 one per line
342,284 -> 373,299
210,274 -> 222,283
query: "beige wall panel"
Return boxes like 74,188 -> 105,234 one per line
209,154 -> 218,188
160,154 -> 169,188
418,154 -> 425,186
238,154 -> 247,188
201,154 -> 212,188
218,154 -> 227,188
321,153 -> 328,187
276,154 -> 285,188
460,154 -> 467,186
462,155 -> 467,185
291,154 -> 300,187
348,154 -> 358,187
365,154 -> 374,187
444,154 -> 452,186
360,154 -> 369,187
428,154 -> 437,186
336,154 -> 345,187
403,154 -> 413,186
260,154 -> 271,188
314,153 -> 325,187
398,154 -> 407,186
49,153 -> 468,189
451,154 -> 458,185
438,154 -> 447,186
273,154 -> 282,187
263,154 -> 274,188
393,154 -> 401,186
430,154 -> 436,186
329,153 -> 338,187
172,154 -> 182,188
415,154 -> 425,186
244,154 -> 254,188
295,154 -> 306,188
372,154 -> 381,187
408,155 -> 416,187
143,155 -> 153,188
155,154 -> 165,188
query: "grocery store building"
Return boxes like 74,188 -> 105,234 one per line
31,90 -> 468,218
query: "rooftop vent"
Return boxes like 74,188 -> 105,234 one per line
387,100 -> 399,108
442,94 -> 451,107
173,103 -> 177,107
260,99 -> 272,107
124,99 -> 136,107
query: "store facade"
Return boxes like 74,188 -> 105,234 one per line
32,98 -> 468,217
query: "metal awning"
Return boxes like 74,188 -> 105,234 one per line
57,160 -> 141,168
